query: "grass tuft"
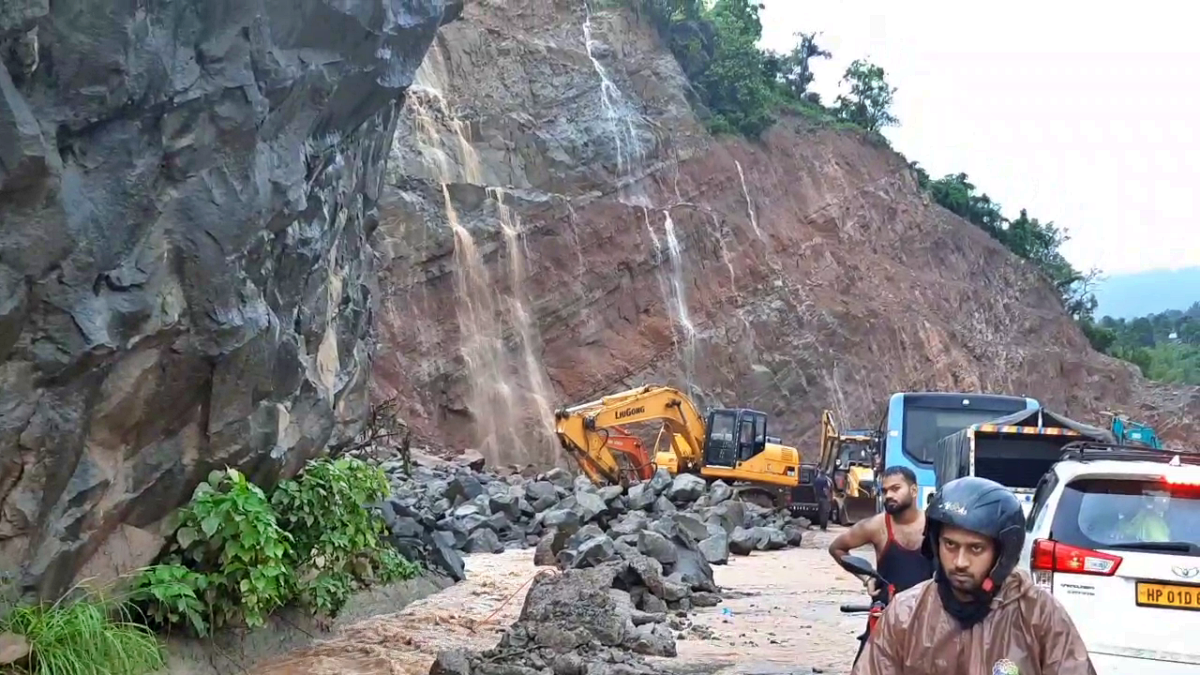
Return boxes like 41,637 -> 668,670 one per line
1,592 -> 164,675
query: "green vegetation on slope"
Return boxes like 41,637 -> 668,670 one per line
131,457 -> 418,636
627,0 -> 895,137
0,593 -> 164,675
1082,304 -> 1200,385
0,456 -> 415,673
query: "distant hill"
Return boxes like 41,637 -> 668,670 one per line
1094,266 -> 1200,319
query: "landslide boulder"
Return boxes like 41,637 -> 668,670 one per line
0,0 -> 459,598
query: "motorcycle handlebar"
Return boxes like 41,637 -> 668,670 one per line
840,603 -> 874,613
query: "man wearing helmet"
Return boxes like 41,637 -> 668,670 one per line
852,476 -> 1096,675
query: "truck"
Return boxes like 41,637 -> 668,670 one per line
931,407 -> 1115,514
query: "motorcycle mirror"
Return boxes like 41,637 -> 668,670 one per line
839,554 -> 880,579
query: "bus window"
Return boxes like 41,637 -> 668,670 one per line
903,405 -> 1026,465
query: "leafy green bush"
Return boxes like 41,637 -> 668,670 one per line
133,458 -> 418,636
272,457 -> 419,615
133,468 -> 295,635
1,593 -> 164,675
129,563 -> 209,636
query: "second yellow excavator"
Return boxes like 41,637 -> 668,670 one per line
553,384 -> 803,505
818,409 -> 879,525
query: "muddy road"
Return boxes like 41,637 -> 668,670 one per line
250,529 -> 871,675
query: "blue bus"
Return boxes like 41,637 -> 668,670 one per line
880,392 -> 1040,509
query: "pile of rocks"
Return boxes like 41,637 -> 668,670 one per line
430,561 -> 684,675
374,453 -> 811,586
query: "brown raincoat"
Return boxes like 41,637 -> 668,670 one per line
851,570 -> 1096,675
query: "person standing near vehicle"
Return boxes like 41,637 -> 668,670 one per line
1120,487 -> 1172,542
852,476 -> 1096,675
829,466 -> 933,665
813,469 -> 834,531
829,465 -> 933,595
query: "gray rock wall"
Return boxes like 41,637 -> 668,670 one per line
0,0 -> 458,599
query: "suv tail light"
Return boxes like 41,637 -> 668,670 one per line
1031,539 -> 1123,582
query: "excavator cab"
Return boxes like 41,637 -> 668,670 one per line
702,408 -> 767,467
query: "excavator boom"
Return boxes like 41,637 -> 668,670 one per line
554,385 -> 802,496
554,385 -> 708,485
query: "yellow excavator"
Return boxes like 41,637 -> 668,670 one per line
816,409 -> 879,525
553,384 -> 803,506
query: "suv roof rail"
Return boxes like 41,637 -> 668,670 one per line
1058,441 -> 1200,466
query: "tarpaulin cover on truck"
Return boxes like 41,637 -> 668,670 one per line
932,408 -> 1115,489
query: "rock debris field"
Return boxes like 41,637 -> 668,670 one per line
379,453 -> 808,591
277,446 -> 864,675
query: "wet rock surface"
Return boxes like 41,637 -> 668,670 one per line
376,451 -> 810,603
375,0 -> 1200,464
0,0 -> 459,598
429,563 -> 679,675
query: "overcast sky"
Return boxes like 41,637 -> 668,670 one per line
759,1 -> 1200,276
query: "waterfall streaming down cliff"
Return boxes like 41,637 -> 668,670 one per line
582,0 -> 700,391
735,160 -> 763,240
582,0 -> 643,177
399,46 -> 558,464
662,211 -> 697,391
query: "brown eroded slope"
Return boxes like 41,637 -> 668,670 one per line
371,0 -> 1198,461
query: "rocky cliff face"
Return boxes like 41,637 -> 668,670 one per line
0,0 -> 459,598
375,0 -> 1198,462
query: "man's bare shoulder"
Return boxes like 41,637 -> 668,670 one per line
861,511 -> 887,532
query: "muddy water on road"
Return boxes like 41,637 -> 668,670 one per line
250,549 -> 548,675
249,529 -> 872,675
669,529 -> 875,675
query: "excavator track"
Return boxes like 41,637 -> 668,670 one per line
730,484 -> 790,510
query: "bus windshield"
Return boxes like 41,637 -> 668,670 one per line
903,404 -> 1025,465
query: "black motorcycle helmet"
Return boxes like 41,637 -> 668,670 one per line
922,476 -> 1027,594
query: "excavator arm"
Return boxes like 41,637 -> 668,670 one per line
817,409 -> 879,524
554,385 -> 710,485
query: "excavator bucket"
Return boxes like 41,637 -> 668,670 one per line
841,495 -> 878,525
603,426 -> 655,482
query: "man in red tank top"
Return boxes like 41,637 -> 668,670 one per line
828,466 -> 933,596
829,466 -> 934,666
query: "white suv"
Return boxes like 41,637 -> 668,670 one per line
1018,444 -> 1200,674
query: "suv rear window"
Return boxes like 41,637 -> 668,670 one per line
1050,477 -> 1200,556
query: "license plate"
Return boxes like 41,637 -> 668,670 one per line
1136,582 -> 1200,610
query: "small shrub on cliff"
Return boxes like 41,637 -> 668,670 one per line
133,459 -> 417,635
272,457 -> 419,616
129,563 -> 210,636
135,468 -> 295,634
1,592 -> 164,675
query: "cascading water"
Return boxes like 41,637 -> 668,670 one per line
582,0 -> 703,393
582,0 -> 642,176
491,187 -> 557,447
661,211 -> 697,391
735,160 -> 763,239
641,206 -> 671,307
403,45 -> 558,463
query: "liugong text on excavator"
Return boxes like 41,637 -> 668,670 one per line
553,384 -> 804,506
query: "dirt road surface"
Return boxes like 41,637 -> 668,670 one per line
250,528 -> 873,675
671,528 -> 875,675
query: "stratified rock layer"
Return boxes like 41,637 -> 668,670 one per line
0,0 -> 457,598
